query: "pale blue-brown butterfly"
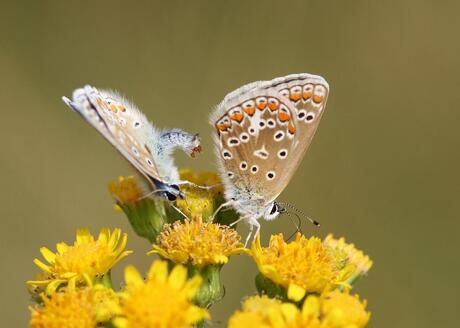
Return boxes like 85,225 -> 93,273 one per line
210,73 -> 329,245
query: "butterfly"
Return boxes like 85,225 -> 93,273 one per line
210,73 -> 329,245
62,85 -> 203,205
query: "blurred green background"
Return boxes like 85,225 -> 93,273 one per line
1,0 -> 459,326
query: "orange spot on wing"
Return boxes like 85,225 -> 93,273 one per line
313,95 -> 323,103
110,104 -> 118,113
290,92 -> 301,101
216,123 -> 230,132
257,101 -> 266,110
119,105 -> 127,112
278,112 -> 290,122
243,107 -> 256,116
230,113 -> 244,122
268,101 -> 279,111
303,91 -> 313,100
288,122 -> 296,134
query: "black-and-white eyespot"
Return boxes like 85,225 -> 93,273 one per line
280,89 -> 290,98
239,161 -> 248,170
274,130 -> 285,141
298,110 -> 307,120
251,165 -> 259,174
254,149 -> 269,159
133,121 -> 141,128
305,112 -> 316,123
227,171 -> 234,178
267,119 -> 276,128
227,137 -> 240,147
146,158 -> 154,166
266,171 -> 276,180
278,149 -> 288,159
258,119 -> 266,129
240,132 -> 250,143
132,146 -> 140,156
248,127 -> 256,135
222,150 -> 233,159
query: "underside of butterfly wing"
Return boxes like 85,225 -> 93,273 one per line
63,86 -> 168,184
211,73 -> 329,207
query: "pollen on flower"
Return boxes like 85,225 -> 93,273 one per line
228,291 -> 370,328
251,233 -> 340,299
29,285 -> 118,328
175,169 -> 224,220
149,216 -> 246,266
324,234 -> 373,285
321,290 -> 371,328
27,227 -> 132,294
108,176 -> 144,204
112,260 -> 209,328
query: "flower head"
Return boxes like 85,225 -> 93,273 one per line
29,285 -> 119,328
108,176 -> 144,205
113,260 -> 209,328
228,291 -> 370,328
149,216 -> 246,266
251,233 -> 339,301
324,235 -> 373,285
175,169 -> 224,220
28,228 -> 132,294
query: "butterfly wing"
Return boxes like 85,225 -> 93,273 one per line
211,73 -> 329,204
63,85 -> 164,184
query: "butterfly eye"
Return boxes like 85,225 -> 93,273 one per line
270,202 -> 278,215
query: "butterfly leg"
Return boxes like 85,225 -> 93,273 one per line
244,217 -> 260,247
229,216 -> 245,227
170,203 -> 190,220
210,200 -> 235,222
176,180 -> 218,190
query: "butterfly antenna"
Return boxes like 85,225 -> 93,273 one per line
278,202 -> 320,227
282,210 -> 302,241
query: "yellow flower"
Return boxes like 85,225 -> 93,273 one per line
175,169 -> 223,220
108,176 -> 144,205
149,216 -> 246,266
321,290 -> 370,327
28,228 -> 132,294
228,291 -> 370,328
251,233 -> 339,300
29,285 -> 119,328
113,260 -> 209,328
323,235 -> 373,285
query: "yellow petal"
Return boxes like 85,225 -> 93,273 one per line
168,264 -> 187,290
288,283 -> 306,302
56,242 -> 69,255
33,259 -> 51,273
39,247 -> 56,263
148,260 -> 168,284
124,266 -> 144,288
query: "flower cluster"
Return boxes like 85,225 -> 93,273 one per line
27,170 -> 373,327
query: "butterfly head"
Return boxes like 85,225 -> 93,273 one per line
263,201 -> 285,221
164,184 -> 185,201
